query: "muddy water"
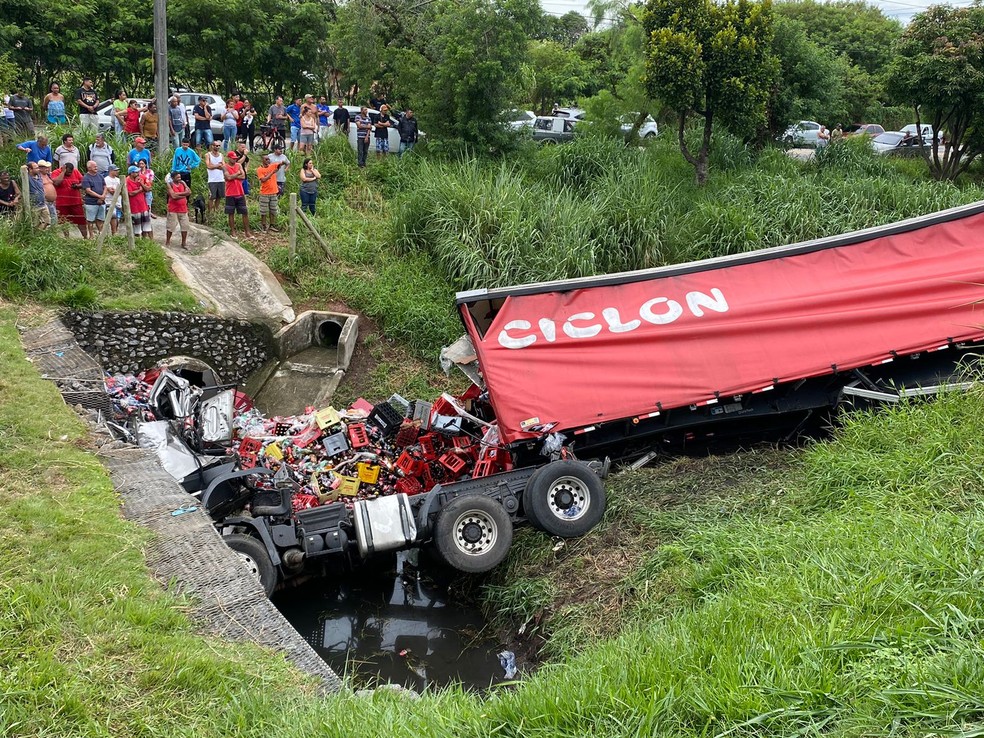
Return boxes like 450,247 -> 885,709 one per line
274,553 -> 510,692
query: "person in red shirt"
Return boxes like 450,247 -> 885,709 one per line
49,162 -> 86,237
166,172 -> 191,249
223,151 -> 251,237
125,165 -> 153,239
123,100 -> 142,137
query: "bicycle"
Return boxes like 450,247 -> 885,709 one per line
253,123 -> 286,152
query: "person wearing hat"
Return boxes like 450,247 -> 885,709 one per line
103,163 -> 122,234
127,137 -> 151,169
266,143 -> 289,196
223,151 -> 251,238
299,94 -> 318,154
192,96 -> 213,148
88,133 -> 116,176
125,164 -> 153,239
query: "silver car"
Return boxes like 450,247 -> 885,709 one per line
782,120 -> 823,147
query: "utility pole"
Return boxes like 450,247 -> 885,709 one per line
153,0 -> 169,157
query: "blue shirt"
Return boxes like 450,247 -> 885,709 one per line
18,141 -> 52,164
128,148 -> 151,168
286,103 -> 301,128
317,104 -> 329,126
171,146 -> 201,173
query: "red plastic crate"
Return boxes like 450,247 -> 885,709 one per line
471,459 -> 496,478
239,437 -> 262,456
394,422 -> 419,448
451,435 -> 474,452
439,452 -> 467,477
430,396 -> 457,417
418,433 -> 438,460
420,464 -> 436,491
395,477 -> 424,496
396,450 -> 422,476
347,423 -> 370,449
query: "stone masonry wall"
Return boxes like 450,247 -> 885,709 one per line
64,311 -> 274,383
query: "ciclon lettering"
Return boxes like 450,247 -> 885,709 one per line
497,288 -> 729,349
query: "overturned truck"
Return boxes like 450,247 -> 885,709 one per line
203,202 -> 984,594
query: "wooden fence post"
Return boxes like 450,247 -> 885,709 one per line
19,165 -> 31,224
96,185 -> 123,255
295,206 -> 334,262
121,181 -> 136,250
289,192 -> 297,264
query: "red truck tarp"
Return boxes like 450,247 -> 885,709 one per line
459,204 -> 984,444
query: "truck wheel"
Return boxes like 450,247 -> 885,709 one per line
524,461 -> 606,538
434,495 -> 513,574
224,533 -> 278,596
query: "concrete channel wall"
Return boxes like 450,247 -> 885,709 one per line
63,310 -> 275,384
20,318 -> 343,693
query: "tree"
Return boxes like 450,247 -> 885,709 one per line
525,40 -> 591,113
644,0 -> 778,185
535,11 -> 591,47
887,5 -> 984,181
766,15 -> 845,139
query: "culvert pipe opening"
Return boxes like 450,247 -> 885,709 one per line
317,320 -> 344,349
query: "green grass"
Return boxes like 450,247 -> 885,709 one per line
0,217 -> 199,311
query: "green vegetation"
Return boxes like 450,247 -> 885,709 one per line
0,218 -> 199,310
5,293 -> 984,735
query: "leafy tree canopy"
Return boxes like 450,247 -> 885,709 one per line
644,0 -> 778,184
887,4 -> 984,180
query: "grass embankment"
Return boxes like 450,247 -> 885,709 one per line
5,298 -> 984,735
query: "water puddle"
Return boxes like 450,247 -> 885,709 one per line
274,553 -> 510,692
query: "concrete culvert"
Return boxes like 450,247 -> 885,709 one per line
317,320 -> 343,349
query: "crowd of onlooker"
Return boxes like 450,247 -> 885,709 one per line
0,79 -> 421,243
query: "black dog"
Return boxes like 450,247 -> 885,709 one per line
192,195 -> 207,224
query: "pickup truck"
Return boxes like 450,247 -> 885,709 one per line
197,201 -> 984,594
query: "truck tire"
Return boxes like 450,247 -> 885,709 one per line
523,461 -> 606,538
224,533 -> 278,596
434,495 -> 513,574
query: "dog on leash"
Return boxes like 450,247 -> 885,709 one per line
192,195 -> 207,224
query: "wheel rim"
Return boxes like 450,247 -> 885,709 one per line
236,551 -> 261,580
452,509 -> 498,557
547,476 -> 590,521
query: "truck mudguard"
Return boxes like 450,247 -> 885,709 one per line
458,202 -> 984,444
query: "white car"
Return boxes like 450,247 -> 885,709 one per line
175,92 -> 226,139
325,105 -> 405,152
94,95 -> 226,140
506,110 -> 536,130
620,113 -> 659,139
901,123 -> 935,143
782,120 -> 823,147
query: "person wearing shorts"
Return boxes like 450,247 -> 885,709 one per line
223,151 -> 251,237
205,142 -> 225,214
255,154 -> 283,231
50,162 -> 86,237
80,160 -> 107,239
166,172 -> 192,249
267,144 -> 289,196
126,165 -> 153,239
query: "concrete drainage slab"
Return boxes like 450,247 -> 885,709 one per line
249,310 -> 359,417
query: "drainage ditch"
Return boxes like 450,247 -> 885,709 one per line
275,552 -> 510,692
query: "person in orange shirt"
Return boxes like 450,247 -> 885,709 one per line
254,153 -> 284,232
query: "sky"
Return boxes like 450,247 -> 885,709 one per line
540,0 -> 978,25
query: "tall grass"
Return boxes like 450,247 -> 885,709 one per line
392,133 -> 984,291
